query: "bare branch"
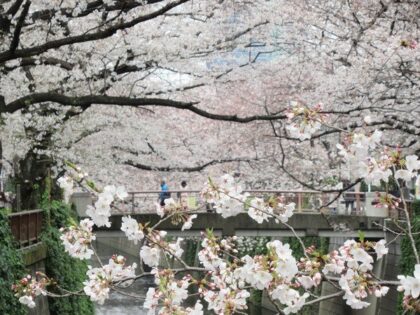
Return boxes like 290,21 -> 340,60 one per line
3,92 -> 288,123
125,157 -> 252,172
9,0 -> 30,52
0,0 -> 190,63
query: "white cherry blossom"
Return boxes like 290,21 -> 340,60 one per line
121,216 -> 144,244
181,214 -> 197,231
373,240 -> 388,260
140,246 -> 161,267
398,264 -> 420,299
60,218 -> 96,260
248,197 -> 273,224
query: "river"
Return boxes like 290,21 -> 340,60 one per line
92,239 -> 151,315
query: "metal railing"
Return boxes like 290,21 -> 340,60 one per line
84,189 -> 413,219
8,209 -> 43,248
117,190 -> 368,215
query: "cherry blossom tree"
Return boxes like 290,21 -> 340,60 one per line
0,0 -> 419,193
0,2 -> 419,312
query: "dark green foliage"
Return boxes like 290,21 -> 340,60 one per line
41,201 -> 94,315
398,200 -> 420,314
283,236 -> 329,259
0,211 -> 26,315
184,238 -> 199,266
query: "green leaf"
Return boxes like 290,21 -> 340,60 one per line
358,230 -> 365,242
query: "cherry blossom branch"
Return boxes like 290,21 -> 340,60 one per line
393,168 -> 420,264
2,93 -> 289,123
9,0 -> 30,52
303,291 -> 344,306
0,0 -> 190,63
125,157 -> 253,172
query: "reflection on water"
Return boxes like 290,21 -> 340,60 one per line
92,239 -> 153,315
94,277 -> 153,315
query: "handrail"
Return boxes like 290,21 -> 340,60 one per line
121,190 -> 359,214
127,190 -> 366,195
8,209 -> 43,217
85,190 -> 412,218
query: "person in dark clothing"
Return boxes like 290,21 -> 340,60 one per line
177,180 -> 188,209
159,180 -> 170,206
343,181 -> 355,213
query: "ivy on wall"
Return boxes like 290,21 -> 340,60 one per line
0,210 -> 26,315
184,238 -> 199,267
41,201 -> 94,315
283,236 -> 329,259
398,200 -> 420,315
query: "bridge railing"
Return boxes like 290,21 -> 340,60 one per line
78,189 -> 414,219
116,190 -> 367,215
8,209 -> 43,248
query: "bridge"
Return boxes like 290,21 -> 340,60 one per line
96,212 -> 389,238
122,189 -> 366,214
69,189 -> 410,238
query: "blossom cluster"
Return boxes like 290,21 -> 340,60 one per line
156,198 -> 181,218
57,164 -> 90,203
83,255 -> 137,304
12,273 -> 50,308
141,237 -> 185,270
121,216 -> 144,244
155,198 -> 198,231
398,264 -> 420,312
60,218 -> 96,260
255,241 -> 309,314
139,229 -> 166,267
285,102 -> 327,140
318,239 -> 389,309
196,233 -> 308,314
337,130 -> 420,186
201,174 -> 248,218
201,174 -> 296,224
86,185 -> 128,227
138,229 -> 186,269
144,269 -> 193,314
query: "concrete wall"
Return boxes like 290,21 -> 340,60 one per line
318,237 -> 346,315
20,243 -> 50,315
376,234 -> 401,314
70,192 -> 92,217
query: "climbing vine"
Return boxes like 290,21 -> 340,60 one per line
283,236 -> 330,259
41,201 -> 94,315
184,238 -> 199,267
0,210 -> 26,315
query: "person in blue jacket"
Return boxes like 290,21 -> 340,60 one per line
159,180 -> 170,206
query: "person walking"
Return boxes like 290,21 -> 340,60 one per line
159,180 -> 170,206
343,181 -> 355,214
177,180 -> 188,209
